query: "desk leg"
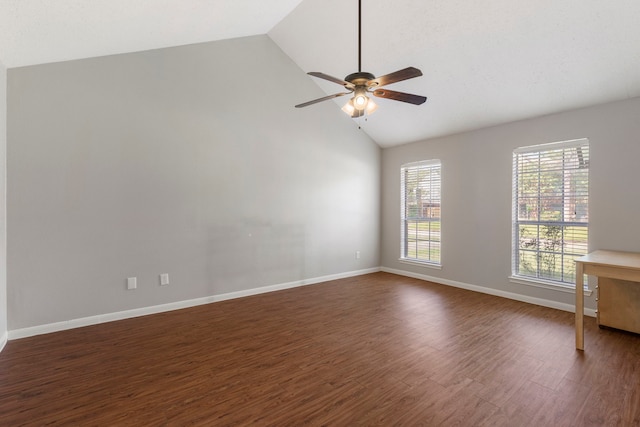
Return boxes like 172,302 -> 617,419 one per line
575,262 -> 584,350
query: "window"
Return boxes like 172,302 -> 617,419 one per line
512,139 -> 589,286
401,160 -> 441,265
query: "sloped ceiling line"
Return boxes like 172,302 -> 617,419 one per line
3,0 -> 640,147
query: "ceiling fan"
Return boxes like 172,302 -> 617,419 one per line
295,0 -> 427,118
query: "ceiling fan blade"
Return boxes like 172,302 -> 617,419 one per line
308,72 -> 355,89
372,89 -> 427,105
295,92 -> 352,108
368,67 -> 423,88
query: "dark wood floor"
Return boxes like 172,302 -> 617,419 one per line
0,272 -> 639,426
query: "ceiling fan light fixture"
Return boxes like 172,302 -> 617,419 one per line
365,98 -> 378,115
341,99 -> 366,118
354,94 -> 368,110
341,100 -> 356,116
342,92 -> 377,118
353,87 -> 370,110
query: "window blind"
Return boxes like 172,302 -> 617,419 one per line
512,139 -> 589,285
401,160 -> 441,265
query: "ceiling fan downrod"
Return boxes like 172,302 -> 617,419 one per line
358,0 -> 362,73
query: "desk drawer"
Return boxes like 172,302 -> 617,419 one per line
597,277 -> 640,334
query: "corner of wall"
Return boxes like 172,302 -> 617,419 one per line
0,60 -> 7,352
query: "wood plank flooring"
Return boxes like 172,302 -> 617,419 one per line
1,272 -> 639,426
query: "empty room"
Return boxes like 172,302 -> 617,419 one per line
1,0 -> 640,425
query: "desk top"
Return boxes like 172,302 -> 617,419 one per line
576,250 -> 640,271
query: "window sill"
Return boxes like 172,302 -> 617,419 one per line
398,258 -> 442,270
509,275 -> 593,297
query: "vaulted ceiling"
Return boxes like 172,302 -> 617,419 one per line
3,0 -> 640,147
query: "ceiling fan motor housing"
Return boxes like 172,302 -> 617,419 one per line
345,72 -> 376,86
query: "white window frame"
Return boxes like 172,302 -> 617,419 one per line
400,160 -> 442,268
510,138 -> 589,291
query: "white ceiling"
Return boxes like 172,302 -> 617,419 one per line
3,0 -> 640,147
0,0 -> 304,67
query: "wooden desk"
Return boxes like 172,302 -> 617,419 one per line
575,250 -> 640,350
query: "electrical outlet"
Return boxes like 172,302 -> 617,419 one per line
160,273 -> 169,286
127,277 -> 137,290
356,251 -> 361,259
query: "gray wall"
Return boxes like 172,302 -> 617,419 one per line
0,61 -> 6,345
7,35 -> 381,330
382,96 -> 640,311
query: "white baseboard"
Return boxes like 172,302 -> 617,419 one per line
381,267 -> 597,317
8,267 -> 381,340
6,265 -> 594,341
